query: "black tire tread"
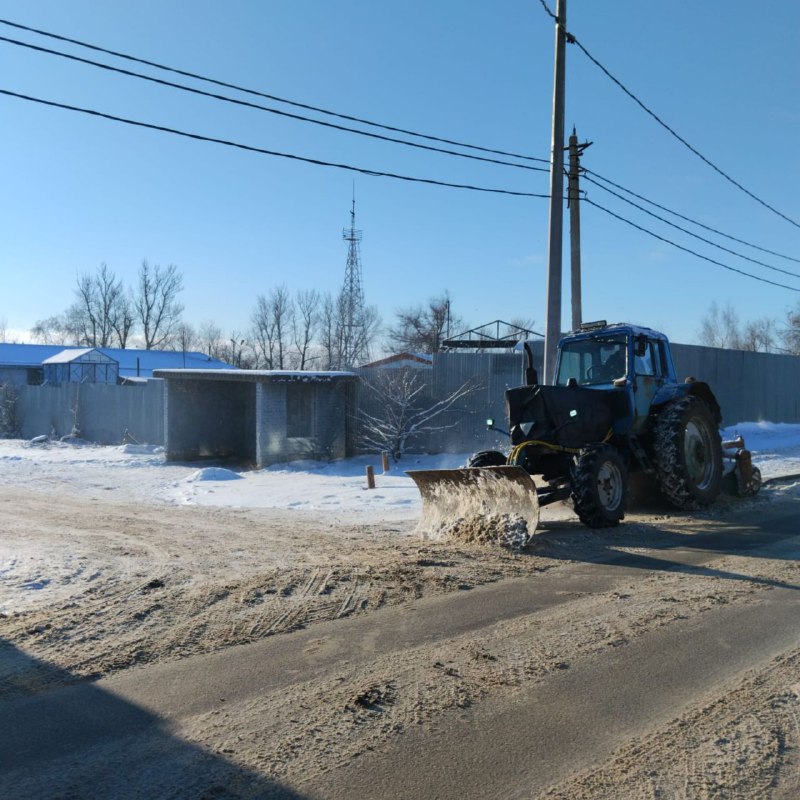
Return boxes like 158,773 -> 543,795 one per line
653,395 -> 723,510
467,450 -> 507,468
570,444 -> 627,529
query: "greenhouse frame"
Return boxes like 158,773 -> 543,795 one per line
42,348 -> 119,384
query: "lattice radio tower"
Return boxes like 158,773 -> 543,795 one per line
339,191 -> 369,366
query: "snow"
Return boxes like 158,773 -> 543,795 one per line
0,422 -> 797,518
1,423 -> 798,616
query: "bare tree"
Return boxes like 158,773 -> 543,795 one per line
386,292 -> 462,354
336,295 -> 380,368
504,317 -> 538,341
110,291 -> 135,349
340,300 -> 380,368
318,292 -> 338,370
0,317 -> 7,342
316,291 -> 381,369
70,263 -> 128,347
698,303 -> 779,353
270,285 -> 293,369
135,260 -> 184,349
780,303 -> 800,355
171,322 -> 197,354
291,289 -> 320,369
197,319 -> 225,359
357,369 -> 478,461
741,317 -> 776,353
697,302 -> 742,349
31,314 -> 77,345
251,287 -> 294,369
218,330 -> 254,369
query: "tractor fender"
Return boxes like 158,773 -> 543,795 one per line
652,381 -> 722,423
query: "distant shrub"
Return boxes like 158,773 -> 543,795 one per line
0,382 -> 19,438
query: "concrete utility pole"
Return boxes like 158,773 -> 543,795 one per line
568,127 -> 591,332
543,0 -> 567,384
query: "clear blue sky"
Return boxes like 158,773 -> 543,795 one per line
1,0 -> 799,346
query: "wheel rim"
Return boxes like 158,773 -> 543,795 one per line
597,460 -> 623,511
684,418 -> 716,489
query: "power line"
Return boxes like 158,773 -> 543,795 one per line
585,169 -> 800,265
584,197 -> 800,292
0,34 -> 549,175
537,0 -> 557,21
0,17 -> 551,166
583,175 -> 800,280
535,1 -> 800,230
0,88 -> 553,199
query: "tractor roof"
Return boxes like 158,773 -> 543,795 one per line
561,322 -> 670,344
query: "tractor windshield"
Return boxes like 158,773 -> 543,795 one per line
556,335 -> 628,386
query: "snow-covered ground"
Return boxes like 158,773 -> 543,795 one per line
0,422 -> 798,519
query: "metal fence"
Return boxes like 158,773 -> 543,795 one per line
5,341 -> 799,452
13,381 -> 164,444
355,342 -> 800,455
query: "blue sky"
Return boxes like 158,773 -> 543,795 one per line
1,0 -> 799,346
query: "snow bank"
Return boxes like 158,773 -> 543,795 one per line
0,423 -> 798,517
185,467 -> 243,482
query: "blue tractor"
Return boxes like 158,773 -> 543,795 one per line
409,322 -> 756,538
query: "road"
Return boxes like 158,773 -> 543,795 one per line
1,499 -> 799,798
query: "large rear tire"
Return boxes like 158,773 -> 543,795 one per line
570,444 -> 627,528
653,396 -> 723,510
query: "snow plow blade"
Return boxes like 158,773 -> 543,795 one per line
406,466 -> 540,548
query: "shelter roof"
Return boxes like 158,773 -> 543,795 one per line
153,369 -> 356,383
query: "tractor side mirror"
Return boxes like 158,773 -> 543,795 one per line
634,335 -> 648,358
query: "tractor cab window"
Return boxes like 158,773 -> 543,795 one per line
556,336 -> 628,386
634,340 -> 661,376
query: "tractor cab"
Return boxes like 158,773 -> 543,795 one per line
555,322 -> 677,435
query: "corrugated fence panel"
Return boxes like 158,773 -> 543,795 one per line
356,343 -> 800,455
16,381 -> 164,444
10,342 -> 799,453
671,345 -> 800,426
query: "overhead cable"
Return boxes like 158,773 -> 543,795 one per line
585,198 -> 800,292
584,175 -> 800,280
0,17 -> 551,166
0,34 -> 549,174
0,88 -> 552,198
585,169 -> 800,265
535,1 -> 800,230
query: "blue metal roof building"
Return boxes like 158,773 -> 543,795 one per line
0,343 -> 232,383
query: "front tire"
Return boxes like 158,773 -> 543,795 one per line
654,396 -> 723,510
571,444 -> 627,528
467,450 -> 507,468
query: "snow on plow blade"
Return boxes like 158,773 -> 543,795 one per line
406,466 -> 540,549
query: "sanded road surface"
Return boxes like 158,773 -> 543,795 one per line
2,503 -> 799,799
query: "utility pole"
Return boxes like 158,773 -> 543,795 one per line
568,127 -> 591,331
543,0 -> 567,384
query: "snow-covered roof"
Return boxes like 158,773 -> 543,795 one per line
0,343 -> 232,378
42,348 -> 117,365
360,352 -> 433,368
154,368 -> 356,383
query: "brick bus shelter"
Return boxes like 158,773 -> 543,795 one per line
153,369 -> 357,467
